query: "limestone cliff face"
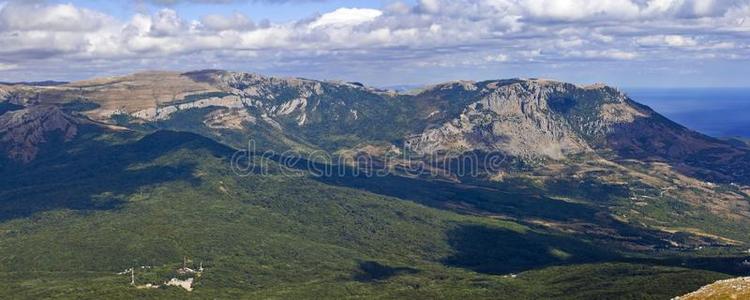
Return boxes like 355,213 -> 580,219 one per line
0,106 -> 78,162
126,70 -> 383,130
0,86 -> 8,100
403,79 -> 652,161
195,70 -> 390,128
131,95 -> 245,121
405,80 -> 593,160
208,71 -> 324,128
0,85 -> 37,106
216,71 -> 326,100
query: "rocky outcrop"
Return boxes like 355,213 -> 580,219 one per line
0,85 -> 38,106
219,72 -> 325,100
203,108 -> 256,130
0,85 -> 9,101
0,106 -> 78,162
405,80 -> 607,160
674,277 -> 750,299
131,95 -> 244,121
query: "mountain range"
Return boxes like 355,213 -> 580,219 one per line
1,70 -> 749,299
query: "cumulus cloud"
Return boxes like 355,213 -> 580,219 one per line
418,0 -> 441,14
308,8 -> 382,28
643,0 -> 746,18
0,0 -> 747,85
200,12 -> 255,31
146,0 -> 325,4
0,2 -> 111,32
150,9 -> 184,36
522,0 -> 641,21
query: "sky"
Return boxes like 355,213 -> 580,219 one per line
0,0 -> 748,88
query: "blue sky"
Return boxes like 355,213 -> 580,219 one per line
75,0 -> 397,22
0,0 -> 748,88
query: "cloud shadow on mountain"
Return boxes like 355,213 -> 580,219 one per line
0,129 -> 232,222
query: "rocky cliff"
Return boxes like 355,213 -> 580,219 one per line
0,105 -> 78,162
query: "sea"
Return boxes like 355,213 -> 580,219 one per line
624,88 -> 750,138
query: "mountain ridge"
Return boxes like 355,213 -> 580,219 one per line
2,70 -> 749,183
1,70 -> 750,298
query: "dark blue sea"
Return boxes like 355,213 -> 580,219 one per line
624,88 -> 750,138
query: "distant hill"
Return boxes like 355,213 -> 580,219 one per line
0,80 -> 69,86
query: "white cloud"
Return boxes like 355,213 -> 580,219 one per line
0,0 -> 748,85
592,33 -> 614,43
151,9 -> 184,36
557,38 -> 585,48
664,35 -> 698,47
564,49 -> 637,60
642,0 -> 680,16
485,53 -> 509,62
201,13 -> 255,31
309,8 -> 382,28
0,3 -> 111,32
708,41 -> 736,49
523,0 -> 640,21
637,35 -> 699,48
418,0 -> 441,14
386,2 -> 411,14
